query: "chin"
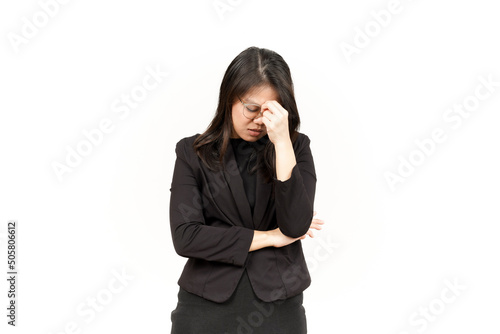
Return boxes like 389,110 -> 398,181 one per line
247,134 -> 263,140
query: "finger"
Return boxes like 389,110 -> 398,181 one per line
266,101 -> 288,116
299,231 -> 311,239
262,109 -> 278,123
262,101 -> 285,120
260,114 -> 270,127
310,221 -> 324,229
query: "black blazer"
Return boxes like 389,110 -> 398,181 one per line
169,132 -> 317,303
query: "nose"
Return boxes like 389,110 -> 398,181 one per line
253,114 -> 264,125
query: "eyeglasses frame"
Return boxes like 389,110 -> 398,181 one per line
238,96 -> 264,120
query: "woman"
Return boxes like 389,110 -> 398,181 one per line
169,46 -> 323,333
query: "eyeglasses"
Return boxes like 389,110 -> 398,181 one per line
238,97 -> 263,120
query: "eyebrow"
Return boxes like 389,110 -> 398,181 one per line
243,98 -> 260,105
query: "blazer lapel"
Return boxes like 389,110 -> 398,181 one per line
222,139 -> 273,230
222,141 -> 254,229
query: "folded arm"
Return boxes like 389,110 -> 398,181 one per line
169,135 -> 317,266
272,134 -> 317,238
169,139 -> 254,266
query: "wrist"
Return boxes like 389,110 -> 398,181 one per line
249,230 -> 273,252
274,138 -> 292,150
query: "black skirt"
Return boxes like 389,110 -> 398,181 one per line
170,269 -> 307,334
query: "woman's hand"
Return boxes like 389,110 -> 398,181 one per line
260,100 -> 290,146
270,211 -> 324,248
249,212 -> 324,252
305,211 -> 325,238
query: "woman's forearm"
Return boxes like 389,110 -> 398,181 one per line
249,230 -> 273,252
275,139 -> 296,181
249,227 -> 311,252
249,139 -> 302,252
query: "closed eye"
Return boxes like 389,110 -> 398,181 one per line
245,105 -> 260,113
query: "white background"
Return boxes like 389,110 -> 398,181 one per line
1,0 -> 499,333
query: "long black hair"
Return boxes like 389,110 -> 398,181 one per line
193,46 -> 301,183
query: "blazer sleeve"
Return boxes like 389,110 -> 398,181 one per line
273,134 -> 317,238
169,138 -> 255,267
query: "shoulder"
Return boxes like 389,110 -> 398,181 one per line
176,133 -> 200,145
174,133 -> 201,159
293,132 -> 313,151
175,133 -> 200,148
296,132 -> 311,143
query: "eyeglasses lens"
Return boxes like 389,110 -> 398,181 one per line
243,104 -> 261,119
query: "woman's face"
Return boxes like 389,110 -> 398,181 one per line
231,85 -> 279,141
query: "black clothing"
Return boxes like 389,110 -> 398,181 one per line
170,267 -> 306,334
169,132 -> 316,302
169,132 -> 316,333
229,136 -> 266,215
170,135 -> 308,333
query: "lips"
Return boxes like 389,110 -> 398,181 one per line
248,128 -> 262,137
